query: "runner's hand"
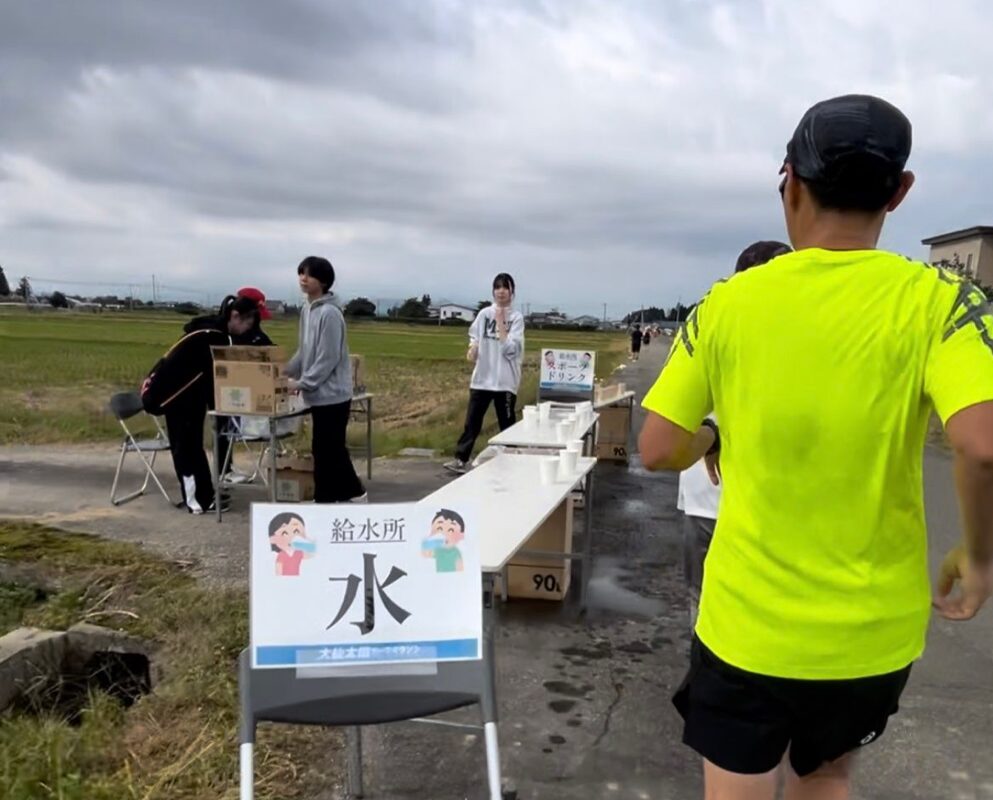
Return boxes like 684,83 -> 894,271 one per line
705,451 -> 721,486
467,344 -> 479,362
287,378 -> 301,395
933,545 -> 993,621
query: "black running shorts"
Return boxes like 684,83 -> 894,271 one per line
673,638 -> 912,777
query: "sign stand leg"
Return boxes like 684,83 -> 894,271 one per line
239,743 -> 254,800
481,573 -> 507,799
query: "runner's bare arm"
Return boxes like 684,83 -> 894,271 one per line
639,411 -> 715,471
934,401 -> 993,620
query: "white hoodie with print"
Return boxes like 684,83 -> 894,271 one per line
468,305 -> 525,393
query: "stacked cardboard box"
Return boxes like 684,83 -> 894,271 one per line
212,346 -> 291,416
505,499 -> 574,601
274,456 -> 315,503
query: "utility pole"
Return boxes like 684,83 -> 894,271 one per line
602,302 -> 607,324
151,274 -> 157,305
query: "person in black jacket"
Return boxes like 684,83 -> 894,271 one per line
185,289 -> 275,483
141,295 -> 262,513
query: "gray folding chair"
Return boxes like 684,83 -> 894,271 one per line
109,392 -> 174,506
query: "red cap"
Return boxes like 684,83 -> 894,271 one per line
237,286 -> 272,320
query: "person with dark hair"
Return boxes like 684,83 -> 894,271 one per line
185,288 -> 275,483
677,240 -> 791,632
444,273 -> 525,474
734,241 -> 793,273
630,324 -> 642,361
286,256 -> 366,503
141,294 -> 262,514
639,94 -> 993,799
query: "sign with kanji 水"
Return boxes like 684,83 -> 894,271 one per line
250,503 -> 482,669
539,348 -> 596,393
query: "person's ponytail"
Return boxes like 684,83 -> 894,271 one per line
218,295 -> 237,320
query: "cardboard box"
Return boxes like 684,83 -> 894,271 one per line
595,441 -> 630,462
274,456 -> 315,503
506,499 -> 574,601
212,346 -> 290,416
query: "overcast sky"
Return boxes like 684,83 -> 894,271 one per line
1,1 -> 990,316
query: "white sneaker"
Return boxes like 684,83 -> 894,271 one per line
349,493 -> 369,504
222,470 -> 252,485
443,459 -> 469,475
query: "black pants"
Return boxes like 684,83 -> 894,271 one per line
454,390 -> 517,463
165,402 -> 214,512
311,400 -> 365,503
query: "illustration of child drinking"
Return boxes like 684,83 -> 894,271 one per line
422,509 -> 466,573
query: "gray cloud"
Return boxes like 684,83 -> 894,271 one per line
1,0 -> 991,315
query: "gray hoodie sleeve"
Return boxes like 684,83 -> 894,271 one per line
285,310 -> 305,378
296,306 -> 343,392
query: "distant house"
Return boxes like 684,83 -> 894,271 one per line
266,300 -> 286,316
922,226 -> 993,285
431,303 -> 476,322
527,311 -> 568,326
571,315 -> 600,328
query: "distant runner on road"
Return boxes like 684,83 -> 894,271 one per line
639,94 -> 993,800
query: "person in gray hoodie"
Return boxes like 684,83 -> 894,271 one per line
286,256 -> 366,503
444,273 -> 525,474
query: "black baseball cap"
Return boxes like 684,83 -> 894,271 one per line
783,94 -> 912,183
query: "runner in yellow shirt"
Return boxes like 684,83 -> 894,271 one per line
639,94 -> 993,800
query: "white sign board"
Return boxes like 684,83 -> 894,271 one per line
539,348 -> 596,393
250,503 -> 482,669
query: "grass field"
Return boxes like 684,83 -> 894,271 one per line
0,309 -> 627,454
0,522 -> 340,800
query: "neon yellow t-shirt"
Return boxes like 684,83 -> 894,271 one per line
643,249 -> 993,679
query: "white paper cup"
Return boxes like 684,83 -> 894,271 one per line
556,421 -> 571,443
539,456 -> 558,485
538,402 -> 552,422
565,439 -> 583,454
523,407 -> 538,429
558,449 -> 579,479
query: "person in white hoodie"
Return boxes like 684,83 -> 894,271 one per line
678,240 -> 791,629
445,273 -> 525,474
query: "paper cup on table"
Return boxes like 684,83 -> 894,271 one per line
523,406 -> 538,429
539,456 -> 558,485
565,439 -> 583,454
558,449 -> 579,481
538,402 -> 552,423
556,421 -> 572,443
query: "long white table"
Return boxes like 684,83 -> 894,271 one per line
488,410 -> 599,450
595,389 -> 636,410
423,451 -> 597,574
